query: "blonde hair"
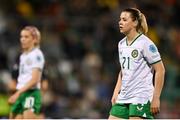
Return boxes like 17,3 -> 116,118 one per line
22,26 -> 41,47
122,8 -> 148,34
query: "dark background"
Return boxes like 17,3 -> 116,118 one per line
0,0 -> 179,119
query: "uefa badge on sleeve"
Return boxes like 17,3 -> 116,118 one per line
149,44 -> 157,53
36,56 -> 41,62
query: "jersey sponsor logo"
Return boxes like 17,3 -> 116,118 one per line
149,44 -> 157,53
131,49 -> 138,58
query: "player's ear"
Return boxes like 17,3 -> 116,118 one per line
133,20 -> 138,27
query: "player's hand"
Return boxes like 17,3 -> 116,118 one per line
111,94 -> 118,105
150,97 -> 160,115
8,91 -> 20,104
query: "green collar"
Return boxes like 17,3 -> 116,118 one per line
126,33 -> 142,46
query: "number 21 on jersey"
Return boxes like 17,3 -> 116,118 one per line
122,57 -> 130,69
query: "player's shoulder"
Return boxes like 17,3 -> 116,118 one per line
31,48 -> 45,60
138,34 -> 159,53
32,48 -> 44,55
32,48 -> 45,62
139,34 -> 153,44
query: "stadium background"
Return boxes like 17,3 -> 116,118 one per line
0,0 -> 179,119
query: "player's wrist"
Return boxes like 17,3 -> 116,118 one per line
17,89 -> 23,95
153,94 -> 160,99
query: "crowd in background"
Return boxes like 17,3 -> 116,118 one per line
0,0 -> 179,119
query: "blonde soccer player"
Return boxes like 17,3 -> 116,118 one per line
108,8 -> 165,119
8,26 -> 45,119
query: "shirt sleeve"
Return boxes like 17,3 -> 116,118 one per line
143,40 -> 161,65
32,52 -> 45,70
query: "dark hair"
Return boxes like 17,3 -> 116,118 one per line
122,8 -> 148,34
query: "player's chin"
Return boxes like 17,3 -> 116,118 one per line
120,29 -> 126,34
119,29 -> 123,33
21,45 -> 27,49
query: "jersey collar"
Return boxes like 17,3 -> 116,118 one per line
126,33 -> 142,46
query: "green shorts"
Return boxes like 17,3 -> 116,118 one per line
109,101 -> 153,119
11,89 -> 41,115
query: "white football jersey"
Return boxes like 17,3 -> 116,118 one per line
116,34 -> 161,104
16,48 -> 45,90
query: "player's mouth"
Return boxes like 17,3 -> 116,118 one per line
119,26 -> 123,30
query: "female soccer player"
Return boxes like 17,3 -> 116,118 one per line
8,26 -> 45,119
108,8 -> 165,119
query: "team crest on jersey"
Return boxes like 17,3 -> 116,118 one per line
149,44 -> 157,53
131,49 -> 138,58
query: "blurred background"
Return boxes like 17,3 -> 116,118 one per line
0,0 -> 179,119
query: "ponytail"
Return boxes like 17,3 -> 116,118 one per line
138,13 -> 148,34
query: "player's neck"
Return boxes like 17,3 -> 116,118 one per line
23,46 -> 35,54
126,31 -> 140,45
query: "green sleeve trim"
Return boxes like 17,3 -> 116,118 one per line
149,59 -> 161,65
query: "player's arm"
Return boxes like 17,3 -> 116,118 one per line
18,68 -> 41,94
151,61 -> 165,114
111,71 -> 122,105
8,79 -> 17,93
8,68 -> 41,104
